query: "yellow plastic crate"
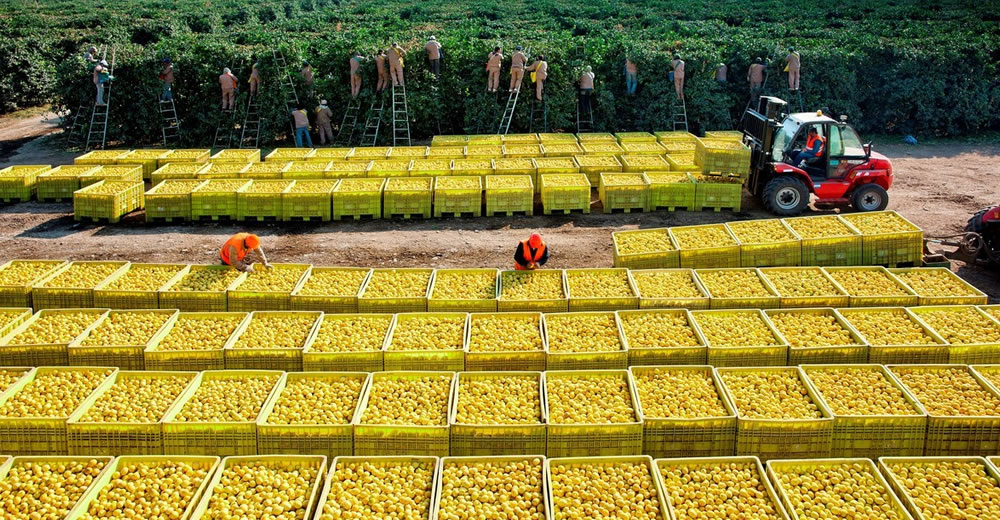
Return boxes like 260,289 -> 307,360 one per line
464,312 -> 546,372
502,145 -> 541,159
909,305 -> 1000,364
564,268 -> 638,312
0,259 -> 66,308
839,307 -> 949,364
427,146 -> 466,160
717,366 -> 834,461
236,179 -> 293,221
227,263 -> 311,312
158,265 -> 247,312
73,180 -> 144,223
161,370 -> 282,456
449,372 -> 547,456
759,266 -> 850,309
501,133 -> 539,144
366,159 -> 411,179
669,223 -> 741,269
198,161 -> 251,178
240,161 -> 290,179
190,179 -> 251,221
544,312 -> 627,371
690,173 -> 743,211
0,366 -> 116,455
890,267 -> 989,305
656,456 -> 787,519
143,312 -> 249,372
0,308 -> 32,339
692,309 -> 789,367
433,176 -> 482,217
308,147 -> 353,161
627,269 -> 709,311
631,365 -> 735,457
611,229 -> 679,270
703,130 -> 744,140
68,455 -> 218,520
0,455 -> 115,516
145,179 -> 206,222
223,310 -> 321,371
160,149 -> 210,164
665,152 -> 700,172
0,165 -> 48,202
580,142 -> 625,159
74,150 -> 129,166
315,455 -> 438,519
354,371 -> 455,456
301,313 -> 392,372
93,262 -> 187,309
783,214 -> 863,266
450,158 -> 495,181
879,456 -> 1000,520
575,154 -> 623,186
358,268 -> 433,313
888,364 -> 1000,456
537,133 -> 578,143
621,142 -> 666,156
210,148 -> 260,163
498,270 -> 568,313
614,132 -> 657,143
65,370 -> 198,455
840,211 -> 923,267
544,370 -> 643,457
283,160 -> 332,179
539,174 -> 590,214
332,177 -> 385,220
428,269 -> 498,313
533,157 -> 580,176
432,135 -> 470,146
432,455 -> 550,519
328,159 -> 371,178
290,267 -> 371,313
485,174 -> 533,216
541,142 -> 583,157
694,138 -> 751,176
37,165 -> 98,201
188,455 -> 326,519
824,266 -> 919,307
410,159 -> 453,178
384,177 -> 433,218
493,157 -> 537,176
619,309 -> 708,366
643,172 -> 694,212
466,134 -> 502,146
546,456 -> 670,519
726,218 -> 802,267
265,148 -> 313,162
765,308 -> 867,365
599,173 -> 648,213
696,267 -> 781,310
388,146 -> 430,159
655,130 -> 697,142
0,308 -> 109,366
383,312 -> 467,372
32,261 -> 129,310
769,458 -> 911,519
576,132 -> 616,142
67,309 -> 178,370
150,162 -> 209,185
81,164 -> 143,186
801,364 -> 926,458
256,372 -> 369,457
281,179 -> 336,222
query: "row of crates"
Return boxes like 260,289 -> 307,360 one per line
2,453 -> 997,520
1,304 -> 998,371
3,364 -> 1000,461
613,211 -> 925,269
0,259 -> 983,312
0,164 -> 144,203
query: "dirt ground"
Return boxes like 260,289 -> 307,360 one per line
1,119 -> 998,301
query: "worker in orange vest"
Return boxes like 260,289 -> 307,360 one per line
220,232 -> 271,272
791,127 -> 825,167
514,233 -> 549,270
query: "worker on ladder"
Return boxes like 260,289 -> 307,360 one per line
748,57 -> 766,92
220,233 -> 271,273
425,36 -> 442,77
159,58 -> 174,101
315,99 -> 334,145
219,68 -> 238,110
486,47 -> 503,93
84,46 -> 99,72
510,46 -> 527,92
388,43 -> 406,87
715,63 -> 728,84
350,51 -> 363,98
579,66 -> 595,114
514,233 -> 549,270
291,104 -> 313,148
785,47 -> 801,91
670,54 -> 685,100
300,61 -> 314,97
249,62 -> 261,97
624,57 -> 638,95
93,60 -> 112,106
375,50 -> 388,93
525,55 -> 548,101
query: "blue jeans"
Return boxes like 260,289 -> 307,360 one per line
161,81 -> 172,101
790,150 -> 817,165
625,73 -> 637,94
294,127 -> 313,148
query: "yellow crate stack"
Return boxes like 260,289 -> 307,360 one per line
544,370 -> 643,457
37,165 -> 98,201
765,308 -> 867,365
464,312 -> 546,372
841,210 -> 923,267
619,309 -> 708,366
144,179 -> 206,222
839,307 -> 948,364
301,313 -> 392,372
0,165 -> 48,202
73,180 -> 144,223
67,309 -> 178,369
354,371 -> 455,456
0,259 -> 67,308
332,177 -> 385,220
449,371 -> 547,456
290,267 -> 371,314
485,174 -> 533,216
143,312 -> 249,371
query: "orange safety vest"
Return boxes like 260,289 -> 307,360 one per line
220,233 -> 252,265
806,134 -> 826,157
515,240 -> 546,270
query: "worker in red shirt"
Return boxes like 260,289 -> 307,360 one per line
514,233 -> 549,270
220,232 -> 271,272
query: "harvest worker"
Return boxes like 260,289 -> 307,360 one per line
375,49 -> 388,93
510,46 -> 527,92
514,233 -> 549,271
291,104 -> 313,148
300,61 -> 314,87
388,43 -> 406,87
670,54 -> 685,99
486,47 -> 503,93
249,62 -> 261,97
790,127 -> 825,167
785,47 -> 800,91
525,55 -> 548,101
159,58 -> 174,101
93,60 -> 112,106
220,233 -> 271,273
219,68 -> 238,110
748,57 -> 765,91
624,58 -> 638,95
425,36 -> 442,77
84,46 -> 99,71
315,99 -> 334,145
579,66 -> 595,114
350,51 -> 363,97
715,63 -> 727,83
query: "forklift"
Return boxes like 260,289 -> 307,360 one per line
740,96 -> 894,216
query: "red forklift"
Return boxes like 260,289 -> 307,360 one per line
740,96 -> 894,215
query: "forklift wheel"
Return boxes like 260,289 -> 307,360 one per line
763,176 -> 810,216
851,184 -> 889,212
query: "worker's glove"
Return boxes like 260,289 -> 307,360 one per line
245,264 -> 255,273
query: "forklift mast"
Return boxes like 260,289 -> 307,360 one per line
740,96 -> 788,195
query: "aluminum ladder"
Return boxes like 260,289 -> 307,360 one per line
159,97 -> 180,145
85,46 -> 115,151
672,95 -> 689,132
66,97 -> 91,146
274,49 -> 300,141
213,106 -> 239,148
528,96 -> 548,133
497,88 -> 522,135
335,97 -> 362,146
240,95 -> 262,149
361,94 -> 386,147
391,83 -> 411,146
576,95 -> 594,133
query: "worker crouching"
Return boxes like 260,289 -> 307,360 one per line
514,233 -> 549,270
220,233 -> 271,273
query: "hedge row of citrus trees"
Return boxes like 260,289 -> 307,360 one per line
2,0 -> 996,146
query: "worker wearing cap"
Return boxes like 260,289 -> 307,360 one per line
220,233 -> 270,273
715,63 -> 727,83
510,46 -> 527,92
425,36 -> 442,77
525,55 -> 548,101
375,50 -> 388,93
486,47 -> 503,93
670,54 -> 685,100
791,127 -> 825,167
748,58 -> 765,91
624,58 -> 638,95
514,234 -> 549,270
219,67 -> 238,110
388,43 -> 406,87
159,58 -> 174,101
94,60 -> 112,106
785,47 -> 800,91
315,100 -> 334,145
579,66 -> 595,114
350,51 -> 363,97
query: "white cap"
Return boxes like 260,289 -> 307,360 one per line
320,99 -> 328,105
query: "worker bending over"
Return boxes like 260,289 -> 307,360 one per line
526,56 -> 548,101
219,68 -> 238,110
388,43 -> 406,87
791,127 -> 825,167
514,233 -> 549,270
510,46 -> 526,92
486,47 -> 503,93
785,47 -> 801,91
350,51 -> 363,97
670,54 -> 685,99
220,233 -> 270,273
425,36 -> 442,77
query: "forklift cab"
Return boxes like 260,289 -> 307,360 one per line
772,113 -> 868,181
